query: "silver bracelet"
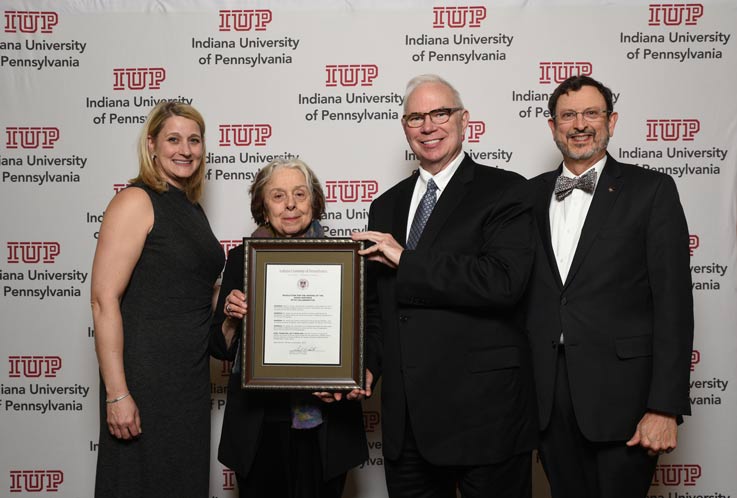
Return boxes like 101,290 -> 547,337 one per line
105,392 -> 130,404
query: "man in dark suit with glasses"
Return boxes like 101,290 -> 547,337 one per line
525,75 -> 694,498
351,74 -> 537,498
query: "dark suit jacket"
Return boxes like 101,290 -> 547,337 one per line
210,244 -> 368,480
525,154 -> 693,442
365,154 -> 538,465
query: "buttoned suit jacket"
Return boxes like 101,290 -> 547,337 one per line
524,154 -> 693,442
364,154 -> 538,465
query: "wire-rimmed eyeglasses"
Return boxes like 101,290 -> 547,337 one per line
554,108 -> 611,123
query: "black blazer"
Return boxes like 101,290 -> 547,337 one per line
210,244 -> 368,480
525,155 -> 694,442
365,154 -> 538,465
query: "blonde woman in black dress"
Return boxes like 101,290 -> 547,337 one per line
91,102 -> 224,497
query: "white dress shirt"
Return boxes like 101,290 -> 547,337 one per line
550,157 -> 606,344
405,151 -> 465,243
549,157 -> 606,284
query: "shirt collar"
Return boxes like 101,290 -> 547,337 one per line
561,155 -> 607,189
417,151 -> 465,192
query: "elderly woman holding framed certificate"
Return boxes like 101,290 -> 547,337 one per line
210,157 -> 367,498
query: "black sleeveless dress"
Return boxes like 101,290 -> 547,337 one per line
95,183 -> 224,498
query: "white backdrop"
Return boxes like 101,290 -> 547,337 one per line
1,1 -> 736,496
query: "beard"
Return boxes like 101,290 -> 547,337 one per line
554,127 -> 610,161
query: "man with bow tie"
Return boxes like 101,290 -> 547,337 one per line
524,75 -> 694,498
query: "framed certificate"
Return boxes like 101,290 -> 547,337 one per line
241,238 -> 364,390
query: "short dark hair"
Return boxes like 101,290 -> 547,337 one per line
548,75 -> 615,119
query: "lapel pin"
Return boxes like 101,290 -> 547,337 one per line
608,186 -> 616,192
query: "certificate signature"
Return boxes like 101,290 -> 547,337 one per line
289,343 -> 319,354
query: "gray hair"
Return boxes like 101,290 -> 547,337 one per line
249,157 -> 326,226
403,74 -> 464,113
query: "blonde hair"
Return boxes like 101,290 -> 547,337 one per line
131,102 -> 207,203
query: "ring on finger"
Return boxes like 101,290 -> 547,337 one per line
226,304 -> 231,313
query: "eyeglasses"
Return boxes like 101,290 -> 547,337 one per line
554,108 -> 611,123
402,107 -> 462,128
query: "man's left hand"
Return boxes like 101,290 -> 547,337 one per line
626,411 -> 678,456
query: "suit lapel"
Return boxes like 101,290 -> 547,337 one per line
394,172 -> 418,247
413,155 -> 473,249
536,168 -> 564,289
563,156 -> 624,288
